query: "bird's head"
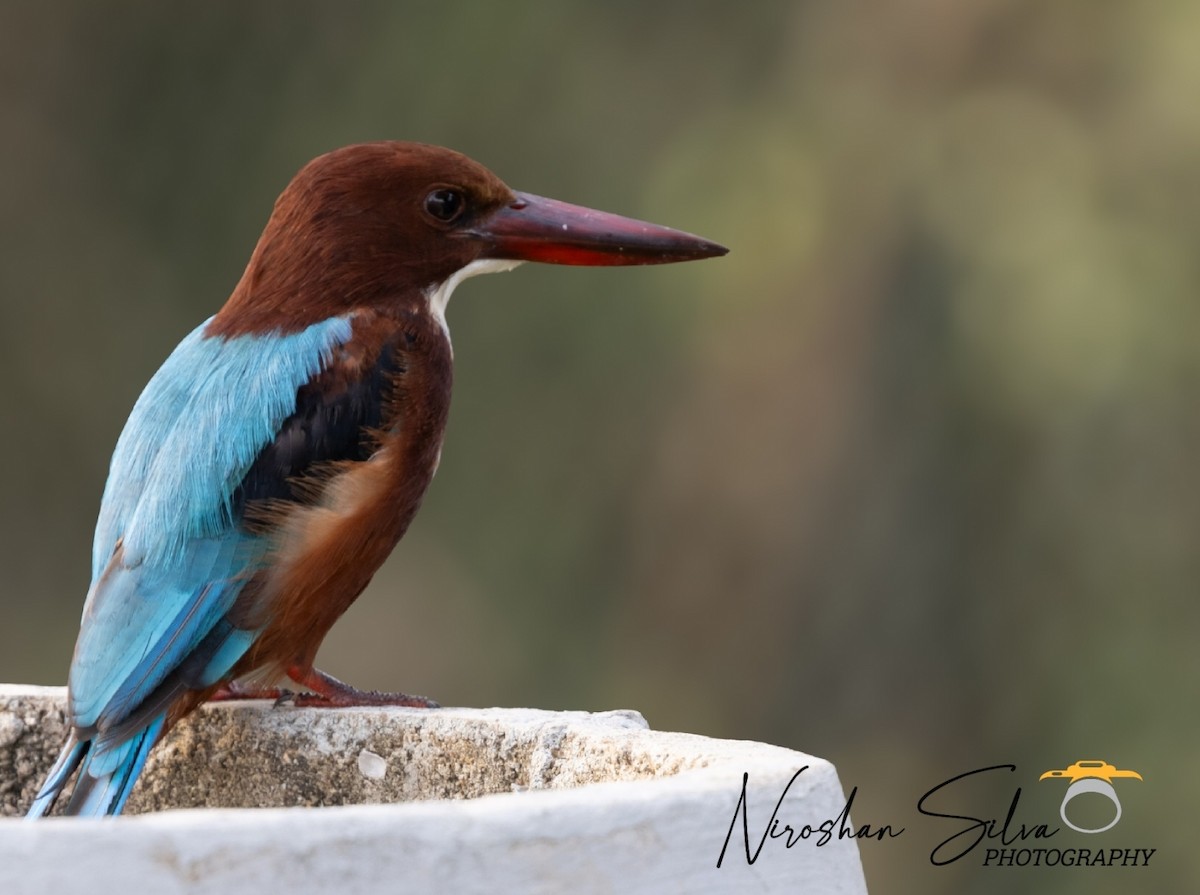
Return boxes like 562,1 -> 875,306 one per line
209,142 -> 727,336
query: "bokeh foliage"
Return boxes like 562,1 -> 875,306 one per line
1,2 -> 1194,890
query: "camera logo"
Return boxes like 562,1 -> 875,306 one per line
1039,760 -> 1142,834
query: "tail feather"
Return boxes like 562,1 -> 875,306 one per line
24,735 -> 86,819
26,714 -> 166,818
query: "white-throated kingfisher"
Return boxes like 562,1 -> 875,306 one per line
27,141 -> 727,817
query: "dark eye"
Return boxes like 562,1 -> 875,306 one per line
425,188 -> 465,223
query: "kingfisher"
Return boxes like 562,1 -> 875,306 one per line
26,141 -> 726,817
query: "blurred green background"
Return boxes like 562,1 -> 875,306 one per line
1,1 -> 1194,890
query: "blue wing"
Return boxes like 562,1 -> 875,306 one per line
68,315 -> 353,738
28,312 -> 428,816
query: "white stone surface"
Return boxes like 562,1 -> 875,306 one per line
0,685 -> 867,894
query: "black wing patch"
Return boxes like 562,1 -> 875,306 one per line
232,336 -> 406,515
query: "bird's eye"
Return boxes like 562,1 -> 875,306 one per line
425,188 -> 465,223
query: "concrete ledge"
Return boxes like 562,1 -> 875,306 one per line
0,685 -> 867,894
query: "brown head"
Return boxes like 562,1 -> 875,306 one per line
208,141 -> 727,337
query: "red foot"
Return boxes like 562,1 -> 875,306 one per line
287,666 -> 440,708
210,680 -> 288,701
211,666 -> 439,709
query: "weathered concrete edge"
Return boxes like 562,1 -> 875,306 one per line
0,686 -> 869,895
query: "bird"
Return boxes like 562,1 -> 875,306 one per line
26,141 -> 727,817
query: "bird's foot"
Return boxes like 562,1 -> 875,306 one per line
283,664 -> 440,709
209,680 -> 289,702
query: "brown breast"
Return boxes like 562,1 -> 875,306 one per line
232,303 -> 454,677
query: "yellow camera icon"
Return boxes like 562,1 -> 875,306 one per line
1039,759 -> 1142,834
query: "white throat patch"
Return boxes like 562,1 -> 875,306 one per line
425,258 -> 524,341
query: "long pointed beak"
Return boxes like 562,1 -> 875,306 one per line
468,191 -> 728,266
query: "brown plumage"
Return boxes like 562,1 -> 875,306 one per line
208,143 -> 516,338
236,306 -> 453,682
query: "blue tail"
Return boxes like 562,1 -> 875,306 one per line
25,714 -> 166,817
